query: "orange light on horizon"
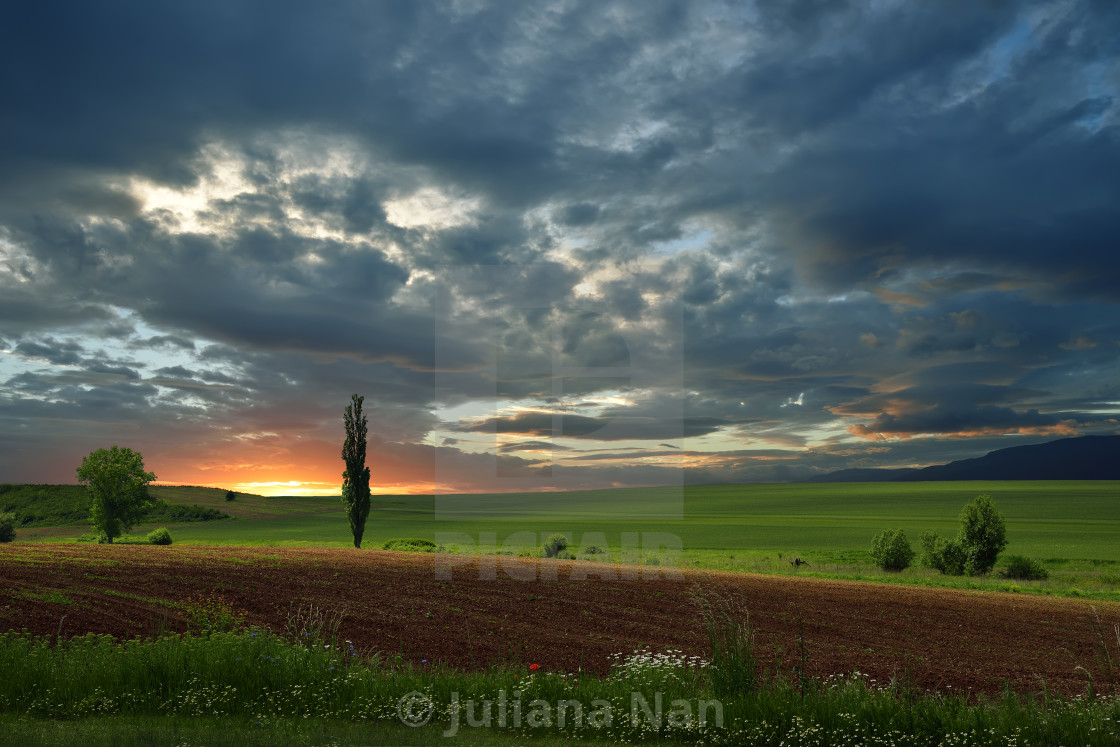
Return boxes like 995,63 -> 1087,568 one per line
153,479 -> 437,497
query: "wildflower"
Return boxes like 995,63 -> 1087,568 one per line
529,663 -> 539,671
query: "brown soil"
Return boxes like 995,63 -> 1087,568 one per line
2,544 -> 1116,697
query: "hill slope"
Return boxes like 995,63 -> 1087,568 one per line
808,435 -> 1120,483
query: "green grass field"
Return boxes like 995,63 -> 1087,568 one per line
2,615 -> 1119,746
6,482 -> 1120,744
10,481 -> 1120,598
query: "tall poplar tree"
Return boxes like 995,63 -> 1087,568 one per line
341,393 -> 371,548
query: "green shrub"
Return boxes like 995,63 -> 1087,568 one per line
145,502 -> 229,522
958,494 -> 1007,575
147,527 -> 173,545
920,494 -> 1008,576
1001,555 -> 1049,580
0,512 -> 16,542
583,545 -> 606,556
920,531 -> 966,575
542,533 -> 569,558
75,531 -> 111,544
181,591 -> 249,635
225,490 -> 237,501
869,528 -> 915,571
381,538 -> 440,553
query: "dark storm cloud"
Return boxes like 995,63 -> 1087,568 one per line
1,0 -> 1118,487
7,211 -> 436,369
0,293 -> 115,336
756,2 -> 1120,298
453,409 -> 727,441
0,0 -> 414,190
497,440 -> 574,454
12,339 -> 84,366
846,404 -> 1080,441
84,362 -> 142,380
154,366 -> 196,378
140,336 -> 196,351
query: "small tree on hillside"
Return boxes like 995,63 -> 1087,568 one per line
75,446 -> 157,544
341,393 -> 371,549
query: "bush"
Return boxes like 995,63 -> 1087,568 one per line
958,494 -> 1007,575
543,533 -> 569,558
181,591 -> 248,635
145,502 -> 229,523
920,494 -> 1008,576
1001,555 -> 1049,580
225,490 -> 237,502
147,527 -> 173,545
869,528 -> 915,571
382,538 -> 440,553
0,512 -> 16,542
920,531 -> 966,575
75,531 -> 111,544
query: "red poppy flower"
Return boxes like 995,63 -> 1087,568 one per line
529,663 -> 539,671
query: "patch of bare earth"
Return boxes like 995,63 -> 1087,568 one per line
1,544 -> 1116,697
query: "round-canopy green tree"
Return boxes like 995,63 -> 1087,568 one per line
341,393 -> 371,549
958,493 -> 1006,575
75,446 -> 157,544
869,528 -> 915,571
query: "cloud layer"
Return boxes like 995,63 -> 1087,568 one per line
1,0 -> 1117,492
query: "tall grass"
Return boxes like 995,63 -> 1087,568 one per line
1078,605 -> 1120,700
2,610 -> 1120,745
693,586 -> 757,697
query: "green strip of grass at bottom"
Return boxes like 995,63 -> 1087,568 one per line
0,715 -> 614,747
3,625 -> 1120,746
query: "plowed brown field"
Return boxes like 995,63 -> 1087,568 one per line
2,544 -> 1117,697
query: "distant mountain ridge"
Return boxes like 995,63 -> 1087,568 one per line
807,435 -> 1120,482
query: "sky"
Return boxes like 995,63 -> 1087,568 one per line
1,0 -> 1118,496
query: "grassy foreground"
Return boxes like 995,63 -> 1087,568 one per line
2,601 -> 1119,747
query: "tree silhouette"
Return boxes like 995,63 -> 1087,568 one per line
341,394 -> 371,548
